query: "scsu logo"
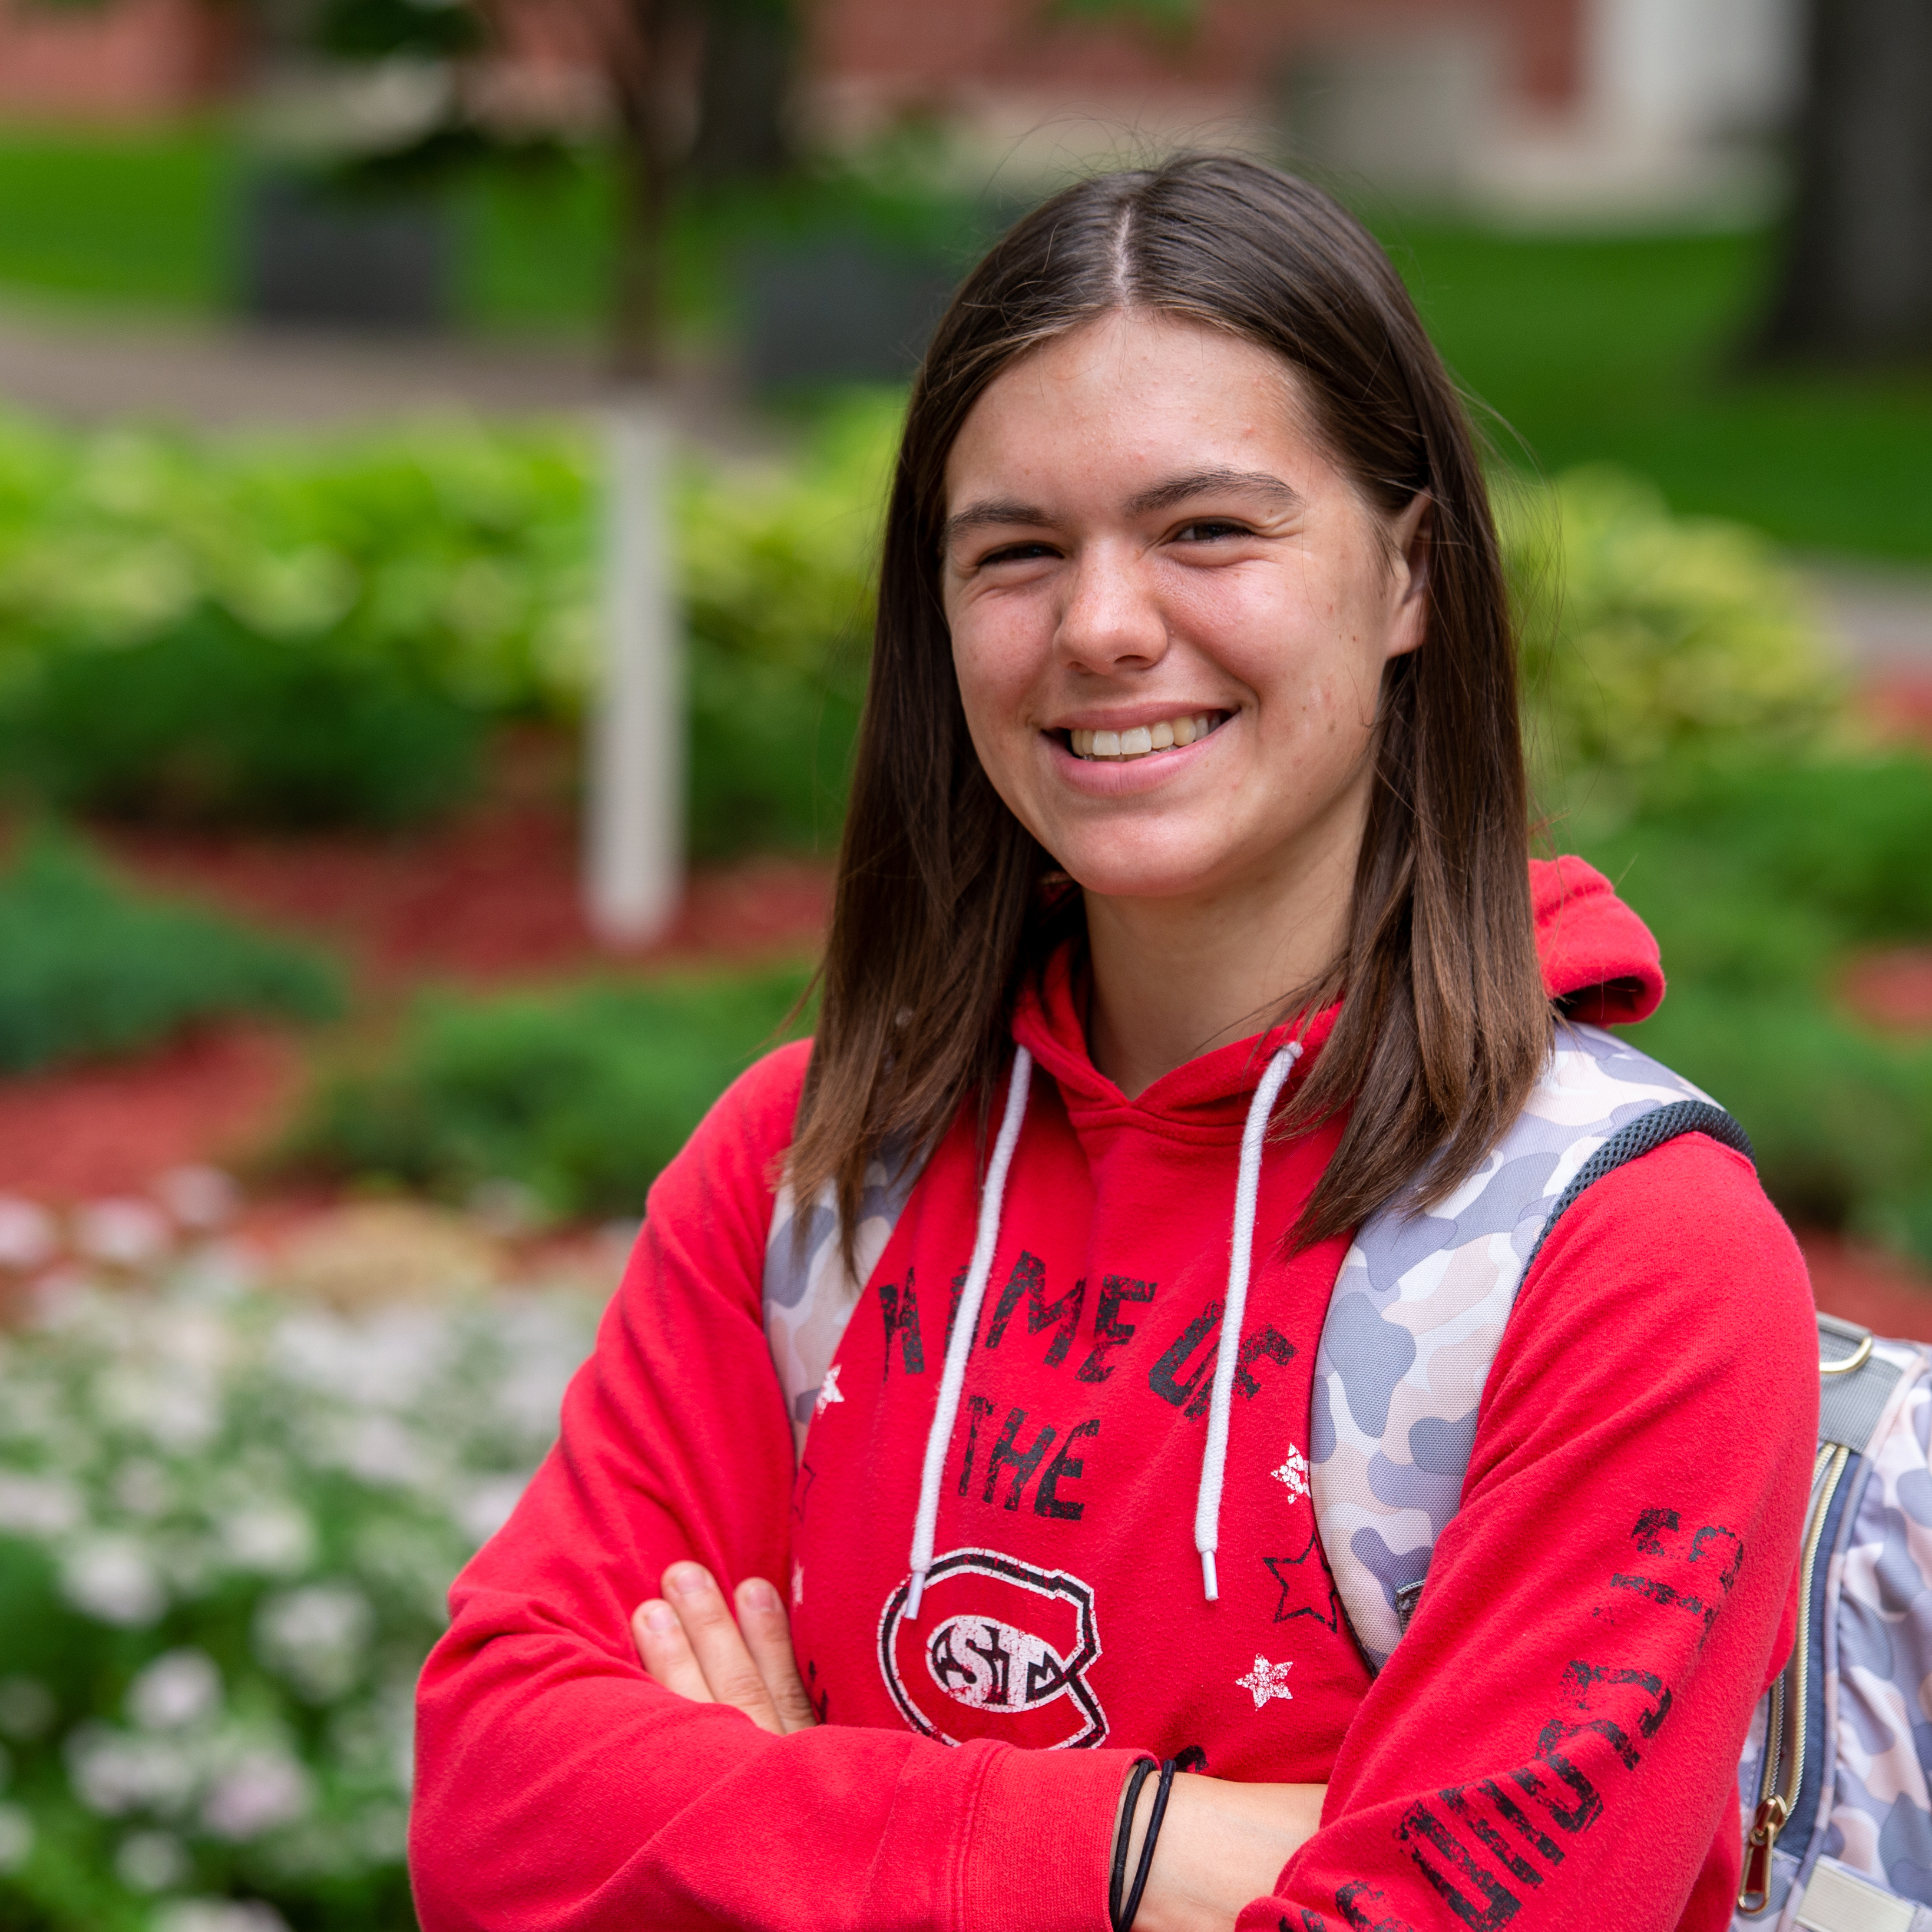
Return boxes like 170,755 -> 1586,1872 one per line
877,1549 -> 1106,1748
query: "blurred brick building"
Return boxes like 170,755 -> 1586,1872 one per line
0,0 -> 1796,213
0,0 -> 243,118
0,0 -> 1584,124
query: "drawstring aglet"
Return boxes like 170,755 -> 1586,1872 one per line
1200,1550 -> 1219,1602
906,1571 -> 927,1620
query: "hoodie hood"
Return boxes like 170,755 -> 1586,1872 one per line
1011,855 -> 1665,1113
1532,854 -> 1663,1024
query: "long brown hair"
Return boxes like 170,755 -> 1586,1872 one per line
791,153 -> 1550,1258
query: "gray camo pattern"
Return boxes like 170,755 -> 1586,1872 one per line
1732,1345 -> 1932,1928
763,1137 -> 920,1457
1309,1021 -> 1720,1669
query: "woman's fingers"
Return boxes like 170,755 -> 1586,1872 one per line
657,1563 -> 786,1732
630,1596 -> 713,1704
735,1576 -> 819,1733
631,1566 -> 818,1736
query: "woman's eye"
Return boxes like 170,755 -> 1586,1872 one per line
980,541 -> 1057,566
1173,520 -> 1249,544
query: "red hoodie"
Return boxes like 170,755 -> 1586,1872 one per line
411,858 -> 1817,1932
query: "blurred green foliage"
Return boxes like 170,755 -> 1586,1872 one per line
287,967 -> 810,1219
1501,467 -> 1844,817
0,827 -> 343,1074
1390,221 -> 1932,563
2,125 -> 1926,558
0,607 -> 484,829
0,409 -> 594,715
1575,759 -> 1932,1263
0,396 -> 891,844
679,392 -> 890,853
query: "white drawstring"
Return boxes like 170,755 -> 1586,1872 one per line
904,1046 -> 1033,1620
1195,1042 -> 1301,1601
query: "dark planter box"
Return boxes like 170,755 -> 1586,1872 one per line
240,174 -> 454,333
741,235 -> 957,386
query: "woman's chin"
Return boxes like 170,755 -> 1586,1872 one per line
1056,847 -> 1246,905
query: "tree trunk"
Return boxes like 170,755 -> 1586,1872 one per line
1759,0 -> 1932,363
600,0 -> 703,382
689,0 -> 796,184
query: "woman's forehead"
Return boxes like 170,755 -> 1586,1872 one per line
942,313 -> 1327,514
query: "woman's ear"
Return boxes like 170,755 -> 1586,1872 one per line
1387,492 -> 1433,660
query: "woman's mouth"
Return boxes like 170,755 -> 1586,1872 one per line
1063,712 -> 1230,762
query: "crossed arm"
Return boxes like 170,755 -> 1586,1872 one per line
631,1562 -> 1326,1932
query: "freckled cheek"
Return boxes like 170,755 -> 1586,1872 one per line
952,641 -> 1050,784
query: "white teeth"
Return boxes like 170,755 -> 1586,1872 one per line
1068,711 -> 1225,760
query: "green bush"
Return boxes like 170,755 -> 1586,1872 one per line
1575,755 -> 1932,1261
681,393 -> 891,853
0,399 -> 889,846
1500,467 -> 1843,815
0,829 -> 344,1076
0,607 -> 482,831
0,1259 -> 597,1932
287,967 -> 810,1220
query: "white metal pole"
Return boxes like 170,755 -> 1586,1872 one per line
587,393 -> 683,945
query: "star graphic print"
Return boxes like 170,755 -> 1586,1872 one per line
1271,1444 -> 1309,1500
1236,1655 -> 1294,1709
813,1366 -> 845,1418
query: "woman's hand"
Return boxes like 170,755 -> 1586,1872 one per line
630,1562 -> 818,1735
1123,1772 -> 1325,1932
633,1569 -> 1319,1921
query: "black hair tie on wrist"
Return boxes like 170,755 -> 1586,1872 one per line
1109,1758 -> 1156,1931
1114,1757 -> 1177,1932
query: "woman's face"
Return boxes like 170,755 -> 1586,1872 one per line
941,310 -> 1428,909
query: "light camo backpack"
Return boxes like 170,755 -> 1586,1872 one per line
1309,1021 -> 1932,1932
765,1020 -> 1932,1930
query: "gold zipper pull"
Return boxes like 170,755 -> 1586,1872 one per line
1738,1795 -> 1789,1916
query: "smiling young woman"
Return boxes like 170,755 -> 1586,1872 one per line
411,157 -> 1816,1932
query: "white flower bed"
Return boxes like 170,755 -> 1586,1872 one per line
0,1240 -> 598,1930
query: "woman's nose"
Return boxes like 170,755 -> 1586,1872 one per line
1054,543 -> 1167,673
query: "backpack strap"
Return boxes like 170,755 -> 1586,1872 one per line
1309,1021 -> 1753,1672
763,1132 -> 923,1457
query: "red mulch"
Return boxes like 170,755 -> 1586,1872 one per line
1842,947 -> 1932,1033
1798,1231 -> 1932,1342
4,724 -> 1931,1333
1862,670 -> 1932,749
98,808 -> 831,991
1,767 -> 832,1203
0,1025 -> 302,1203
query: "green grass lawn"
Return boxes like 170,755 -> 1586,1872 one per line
1,121 -> 1927,560
1387,222 -> 1932,563
0,123 -> 231,309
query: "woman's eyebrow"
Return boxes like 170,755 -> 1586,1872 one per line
1127,468 -> 1302,515
941,498 -> 1051,548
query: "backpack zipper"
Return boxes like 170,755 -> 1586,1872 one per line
1738,1441 -> 1850,1916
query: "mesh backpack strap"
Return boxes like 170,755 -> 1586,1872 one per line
1311,1024 -> 1752,1672
1523,1100 -> 1754,1274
